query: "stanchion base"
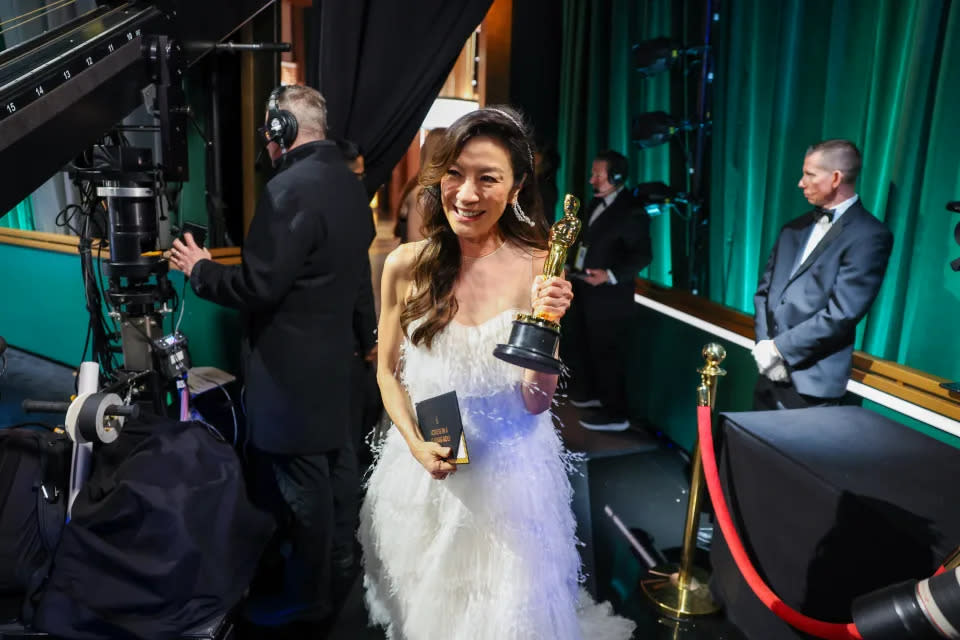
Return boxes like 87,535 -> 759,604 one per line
640,563 -> 721,618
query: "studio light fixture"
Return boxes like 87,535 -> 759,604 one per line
631,111 -> 711,149
632,181 -> 691,218
632,37 -> 682,77
632,111 -> 685,149
633,38 -> 711,78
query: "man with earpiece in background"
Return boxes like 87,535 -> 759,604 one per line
563,150 -> 652,432
169,84 -> 372,632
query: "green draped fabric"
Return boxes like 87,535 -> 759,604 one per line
559,0 -> 960,381
557,0 -> 674,285
0,198 -> 36,231
710,0 -> 960,381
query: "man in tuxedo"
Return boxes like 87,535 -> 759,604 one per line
565,150 -> 652,431
752,139 -> 893,410
169,85 -> 372,627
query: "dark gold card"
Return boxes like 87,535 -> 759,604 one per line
415,390 -> 469,464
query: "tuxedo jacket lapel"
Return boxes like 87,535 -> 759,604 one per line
785,206 -> 858,289
769,212 -> 814,299
583,193 -> 623,239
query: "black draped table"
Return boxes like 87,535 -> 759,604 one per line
709,406 -> 960,640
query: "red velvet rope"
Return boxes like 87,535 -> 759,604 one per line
696,405 -> 863,640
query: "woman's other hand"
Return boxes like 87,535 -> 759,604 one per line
531,274 -> 573,322
409,440 -> 457,480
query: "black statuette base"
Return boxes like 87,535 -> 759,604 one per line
493,317 -> 563,374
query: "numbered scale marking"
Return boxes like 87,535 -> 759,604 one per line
1,27 -> 143,122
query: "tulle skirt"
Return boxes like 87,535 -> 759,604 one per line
358,396 -> 636,640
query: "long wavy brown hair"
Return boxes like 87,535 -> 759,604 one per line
400,106 -> 550,348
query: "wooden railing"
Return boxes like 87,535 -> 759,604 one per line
7,230 -> 955,422
0,228 -> 242,264
635,278 -> 960,422
0,227 -> 103,254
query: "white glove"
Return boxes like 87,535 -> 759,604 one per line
752,339 -> 783,374
764,361 -> 790,382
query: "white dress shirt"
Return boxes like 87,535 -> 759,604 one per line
588,187 -> 623,226
795,194 -> 859,271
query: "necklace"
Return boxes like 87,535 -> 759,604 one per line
462,240 -> 506,260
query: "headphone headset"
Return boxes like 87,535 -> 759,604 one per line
605,152 -> 629,187
265,86 -> 299,152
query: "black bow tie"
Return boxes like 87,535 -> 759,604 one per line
814,206 -> 836,223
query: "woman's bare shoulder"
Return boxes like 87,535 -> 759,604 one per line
384,240 -> 428,276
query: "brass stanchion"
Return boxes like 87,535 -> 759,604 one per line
943,545 -> 960,572
641,343 -> 726,618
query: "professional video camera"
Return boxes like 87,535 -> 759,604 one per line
68,143 -> 191,411
852,546 -> 960,639
1,1 -> 283,419
46,26 -> 213,413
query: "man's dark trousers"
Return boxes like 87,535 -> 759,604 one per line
753,375 -> 842,410
567,278 -> 635,421
248,447 -> 339,621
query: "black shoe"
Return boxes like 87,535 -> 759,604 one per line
569,397 -> 603,409
579,409 -> 630,432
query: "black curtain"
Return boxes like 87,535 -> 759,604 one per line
309,0 -> 494,197
510,0 -> 562,150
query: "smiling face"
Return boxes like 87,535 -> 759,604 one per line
798,151 -> 842,207
440,135 -> 521,247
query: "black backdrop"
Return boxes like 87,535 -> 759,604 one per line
308,0 -> 493,198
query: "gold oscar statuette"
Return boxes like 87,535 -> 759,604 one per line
493,195 -> 582,374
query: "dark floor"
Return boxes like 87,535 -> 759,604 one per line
0,347 -> 748,639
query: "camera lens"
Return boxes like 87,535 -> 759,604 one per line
852,567 -> 960,639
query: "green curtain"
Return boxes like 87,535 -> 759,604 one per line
710,0 -> 960,381
0,197 -> 36,231
558,0 -> 960,381
557,0 -> 673,285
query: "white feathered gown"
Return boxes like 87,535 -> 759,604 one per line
359,310 -> 636,640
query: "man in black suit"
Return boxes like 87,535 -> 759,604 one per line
169,85 -> 372,626
752,139 -> 893,410
565,150 -> 652,431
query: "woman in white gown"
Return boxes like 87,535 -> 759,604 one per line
359,107 -> 636,640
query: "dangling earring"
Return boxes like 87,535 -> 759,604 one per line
512,201 -> 535,226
